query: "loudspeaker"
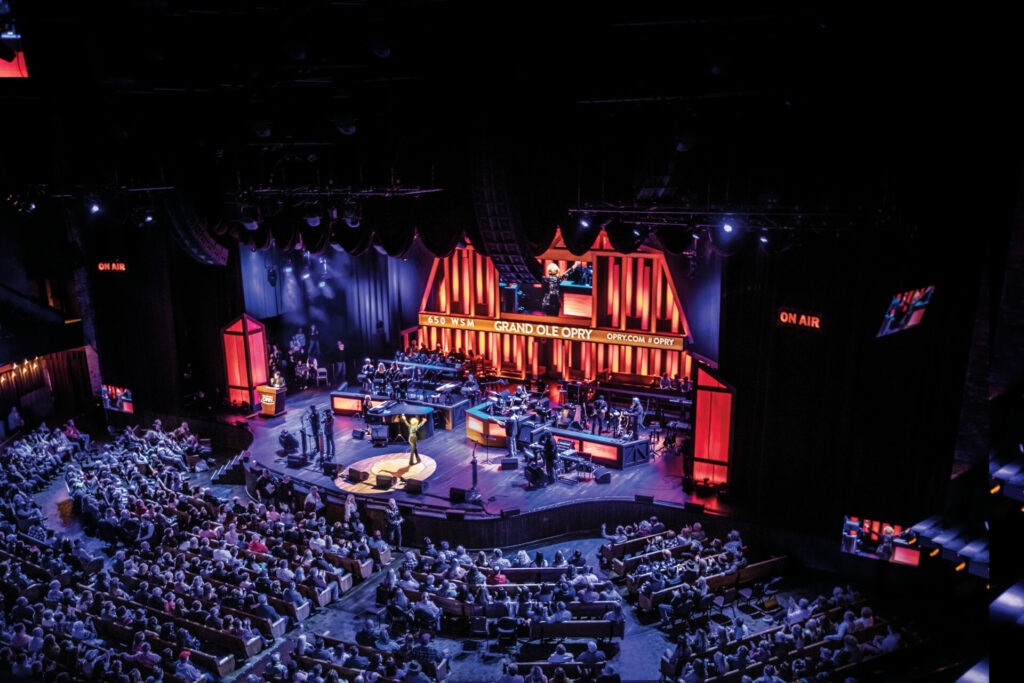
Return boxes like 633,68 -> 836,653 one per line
684,502 -> 705,514
352,429 -> 365,440
370,424 -> 389,442
500,508 -> 520,518
450,487 -> 469,504
321,462 -> 340,477
635,494 -> 654,505
286,454 -> 306,468
593,468 -> 611,484
500,458 -> 518,470
347,468 -> 369,483
375,474 -> 395,490
405,479 -> 429,494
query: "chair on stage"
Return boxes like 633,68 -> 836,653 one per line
315,366 -> 330,387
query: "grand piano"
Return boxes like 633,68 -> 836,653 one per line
364,401 -> 436,442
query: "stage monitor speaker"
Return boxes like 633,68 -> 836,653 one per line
352,429 -> 365,440
286,454 -> 306,468
321,462 -> 340,477
593,467 -> 611,484
370,424 -> 389,441
445,509 -> 466,520
347,467 -> 369,483
405,479 -> 429,494
635,494 -> 654,505
684,502 -> 705,514
449,487 -> 469,504
500,457 -> 518,471
375,474 -> 395,490
500,508 -> 520,518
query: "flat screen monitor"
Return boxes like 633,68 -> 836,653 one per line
840,516 -> 919,566
877,286 -> 935,337
101,384 -> 134,414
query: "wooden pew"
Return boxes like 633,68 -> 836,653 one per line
319,632 -> 450,681
94,618 -> 236,679
112,570 -> 288,640
527,619 -> 625,642
612,543 -> 695,578
100,593 -> 264,660
513,661 -> 605,678
292,653 -> 402,683
601,529 -> 676,562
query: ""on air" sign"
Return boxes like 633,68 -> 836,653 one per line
778,309 -> 821,330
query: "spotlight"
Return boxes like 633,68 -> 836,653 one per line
579,217 -> 591,229
28,202 -> 36,212
343,204 -> 361,228
759,235 -> 769,244
241,220 -> 259,231
89,203 -> 101,214
317,280 -> 327,288
144,214 -> 154,223
305,214 -> 321,228
722,223 -> 733,233
300,268 -> 311,280
283,264 -> 293,274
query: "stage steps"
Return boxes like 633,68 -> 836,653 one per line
212,451 -> 248,485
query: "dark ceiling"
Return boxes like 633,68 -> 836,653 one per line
1,2 -> 1020,258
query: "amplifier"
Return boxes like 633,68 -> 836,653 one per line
500,458 -> 519,470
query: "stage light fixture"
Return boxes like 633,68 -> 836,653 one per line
759,234 -> 769,244
305,214 -> 321,228
723,223 -> 733,233
579,217 -> 591,229
300,268 -> 311,280
28,202 -> 35,212
144,214 -> 154,223
241,219 -> 259,231
343,204 -> 361,228
317,279 -> 326,288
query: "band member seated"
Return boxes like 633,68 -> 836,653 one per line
461,373 -> 480,402
512,384 -> 530,404
278,429 -> 299,454
680,376 -> 693,394
360,358 -> 375,390
590,395 -> 608,435
659,371 -> 672,389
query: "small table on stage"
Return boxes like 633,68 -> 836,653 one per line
256,385 -> 287,417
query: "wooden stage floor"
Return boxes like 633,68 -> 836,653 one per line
244,388 -> 733,517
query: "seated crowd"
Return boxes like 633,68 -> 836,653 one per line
0,420 -> 390,683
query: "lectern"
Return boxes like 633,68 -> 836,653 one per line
256,385 -> 287,417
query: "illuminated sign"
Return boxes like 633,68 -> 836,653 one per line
419,313 -> 686,352
778,309 -> 821,330
260,394 -> 276,405
97,261 -> 127,272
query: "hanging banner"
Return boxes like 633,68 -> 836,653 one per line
419,313 -> 685,352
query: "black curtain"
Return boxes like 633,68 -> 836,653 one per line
46,348 -> 93,417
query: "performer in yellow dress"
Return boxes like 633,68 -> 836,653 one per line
401,415 -> 424,466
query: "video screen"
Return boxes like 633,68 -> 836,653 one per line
840,516 -> 919,566
498,259 -> 593,318
877,286 -> 935,337
102,384 -> 134,414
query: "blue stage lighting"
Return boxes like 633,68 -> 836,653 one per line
89,203 -> 101,214
580,217 -> 590,229
723,223 -> 733,233
759,235 -> 768,243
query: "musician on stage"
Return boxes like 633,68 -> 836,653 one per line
525,456 -> 547,489
401,415 -> 424,466
628,397 -> 645,439
503,411 -> 523,457
541,262 -> 579,316
307,405 -> 322,457
360,358 -> 375,391
541,432 -> 558,483
462,373 -> 480,403
321,407 -> 335,459
590,395 -> 608,435
512,383 -> 530,404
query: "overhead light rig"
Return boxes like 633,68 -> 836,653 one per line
567,204 -> 867,233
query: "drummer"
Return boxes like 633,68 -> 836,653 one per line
512,383 -> 530,403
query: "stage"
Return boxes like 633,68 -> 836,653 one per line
242,387 -> 736,518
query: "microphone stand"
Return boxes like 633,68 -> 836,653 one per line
467,442 -> 483,504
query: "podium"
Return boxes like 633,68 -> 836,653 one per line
257,385 -> 287,417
